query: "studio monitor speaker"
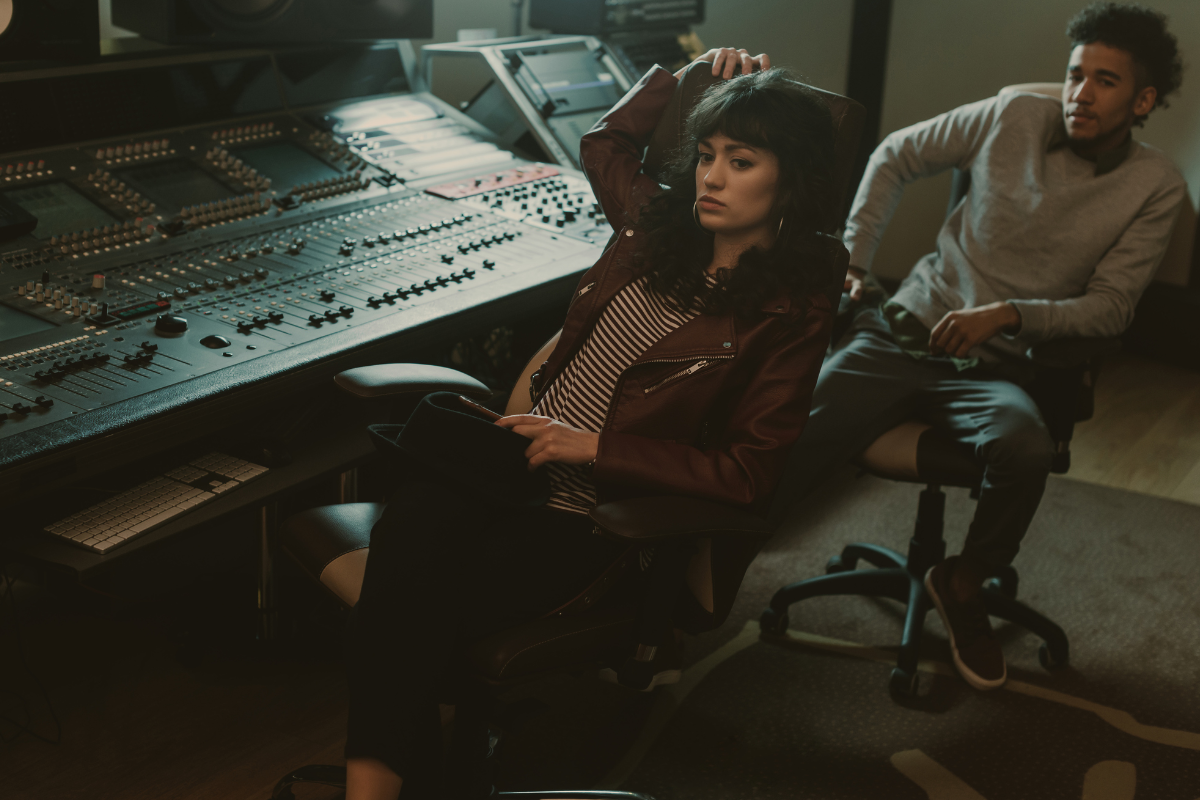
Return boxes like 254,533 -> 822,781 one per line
0,0 -> 100,62
112,0 -> 433,44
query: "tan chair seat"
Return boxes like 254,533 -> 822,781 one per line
282,503 -> 383,608
856,420 -> 983,488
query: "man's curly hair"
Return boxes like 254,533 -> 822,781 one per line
1066,2 -> 1183,125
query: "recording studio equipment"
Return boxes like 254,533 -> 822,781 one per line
111,0 -> 434,45
423,36 -> 635,169
0,0 -> 100,62
529,0 -> 705,77
0,41 -> 614,570
529,0 -> 704,35
44,452 -> 269,553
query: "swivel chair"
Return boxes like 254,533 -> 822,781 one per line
760,124 -> 1120,700
269,63 -> 865,799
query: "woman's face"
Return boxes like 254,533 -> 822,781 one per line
694,132 -> 781,237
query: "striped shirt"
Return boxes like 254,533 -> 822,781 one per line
533,274 -> 712,515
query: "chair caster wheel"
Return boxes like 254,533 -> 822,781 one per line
1038,641 -> 1068,670
759,607 -> 789,635
888,667 -> 919,699
826,555 -> 849,574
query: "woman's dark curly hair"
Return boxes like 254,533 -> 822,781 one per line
636,69 -> 840,319
1066,2 -> 1183,126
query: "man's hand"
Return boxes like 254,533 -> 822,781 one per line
929,301 -> 1022,358
675,47 -> 771,81
495,414 -> 599,471
845,266 -> 867,302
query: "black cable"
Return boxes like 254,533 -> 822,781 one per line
0,565 -> 63,745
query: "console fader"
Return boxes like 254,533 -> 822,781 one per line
0,45 -> 616,502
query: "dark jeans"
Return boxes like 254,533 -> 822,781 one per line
344,480 -> 624,795
772,309 -> 1054,569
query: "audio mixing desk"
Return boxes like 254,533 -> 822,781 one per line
0,44 -> 614,563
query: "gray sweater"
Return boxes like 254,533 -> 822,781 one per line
844,92 -> 1187,361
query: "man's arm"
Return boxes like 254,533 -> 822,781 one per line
843,96 -> 1004,288
926,175 -> 1186,356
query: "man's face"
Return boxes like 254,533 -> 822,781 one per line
1062,43 -> 1156,153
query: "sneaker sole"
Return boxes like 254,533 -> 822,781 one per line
924,568 -> 1006,691
596,667 -> 682,692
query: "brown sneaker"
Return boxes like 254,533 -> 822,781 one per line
925,557 -> 1006,690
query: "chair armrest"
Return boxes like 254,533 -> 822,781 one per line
333,364 -> 492,400
1025,337 -> 1121,369
589,496 -> 772,544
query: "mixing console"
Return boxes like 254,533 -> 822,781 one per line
0,44 -> 616,507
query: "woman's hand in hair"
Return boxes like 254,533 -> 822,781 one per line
676,48 -> 771,81
495,414 -> 600,471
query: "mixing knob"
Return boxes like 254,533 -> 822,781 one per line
155,314 -> 188,334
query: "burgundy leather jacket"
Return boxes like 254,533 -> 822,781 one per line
532,67 -> 838,516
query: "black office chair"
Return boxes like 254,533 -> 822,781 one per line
269,64 -> 866,800
760,166 -> 1120,699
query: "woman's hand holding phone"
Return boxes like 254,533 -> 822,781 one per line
495,414 -> 599,471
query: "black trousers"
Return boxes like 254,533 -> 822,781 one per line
344,480 -> 624,795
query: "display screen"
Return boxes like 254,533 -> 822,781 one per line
518,50 -> 621,114
276,44 -> 409,108
1,182 -> 117,240
118,161 -> 234,209
236,142 -> 340,191
0,55 -> 283,156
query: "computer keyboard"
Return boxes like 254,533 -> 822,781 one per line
43,453 -> 269,554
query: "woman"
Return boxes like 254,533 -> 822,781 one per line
345,47 -> 841,799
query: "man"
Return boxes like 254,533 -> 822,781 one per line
776,2 -> 1186,690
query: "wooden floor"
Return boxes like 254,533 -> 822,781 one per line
1065,353 -> 1200,505
1,352 -> 1197,800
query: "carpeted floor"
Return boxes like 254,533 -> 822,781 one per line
603,468 -> 1200,798
499,467 -> 1200,798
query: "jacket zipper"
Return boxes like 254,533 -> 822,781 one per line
594,353 -> 733,506
642,359 -> 715,394
577,282 -> 595,298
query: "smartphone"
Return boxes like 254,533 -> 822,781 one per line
458,395 -> 502,422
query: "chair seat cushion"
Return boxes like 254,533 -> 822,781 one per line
857,420 -> 983,488
281,503 -> 384,608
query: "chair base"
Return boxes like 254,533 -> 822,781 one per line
270,765 -> 656,799
761,535 -> 1069,700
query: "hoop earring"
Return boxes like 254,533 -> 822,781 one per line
777,215 -> 785,238
693,200 -> 706,231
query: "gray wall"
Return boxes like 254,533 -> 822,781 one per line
873,0 -> 1199,285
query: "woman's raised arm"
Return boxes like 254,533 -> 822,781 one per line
578,66 -> 680,230
579,48 -> 772,230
